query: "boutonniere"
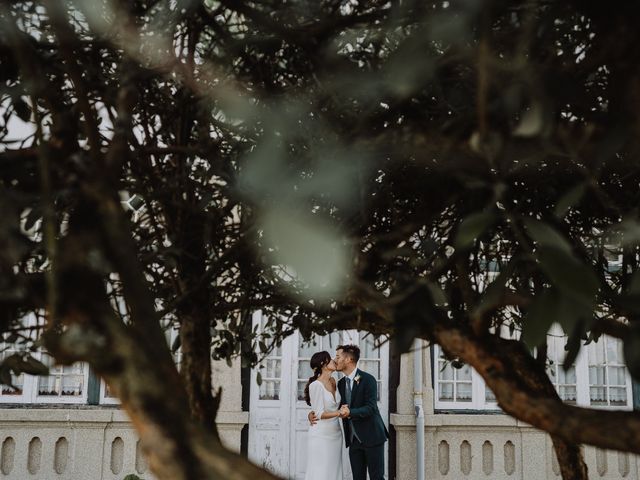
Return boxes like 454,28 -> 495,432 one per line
354,374 -> 361,384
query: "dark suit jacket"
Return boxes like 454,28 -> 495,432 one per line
338,369 -> 389,448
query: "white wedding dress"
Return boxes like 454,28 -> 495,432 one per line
305,380 -> 343,480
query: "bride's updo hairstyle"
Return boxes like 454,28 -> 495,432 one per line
303,351 -> 332,406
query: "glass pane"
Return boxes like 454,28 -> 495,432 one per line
298,334 -> 318,359
359,332 -> 380,359
259,380 -> 280,400
61,376 -> 83,396
104,383 -> 116,398
559,386 -> 577,402
323,332 -> 341,351
608,366 -> 626,386
298,361 -> 313,380
457,364 -> 472,382
298,381 -> 307,401
439,362 -> 454,381
38,376 -> 59,396
266,359 -> 281,378
558,366 -> 576,384
588,340 -> 605,365
456,382 -> 472,402
606,337 -> 623,364
609,387 -> 627,406
439,382 -> 453,401
359,360 -> 380,379
590,387 -> 607,405
546,337 -> 558,360
589,366 -> 605,386
63,363 -> 83,375
485,386 -> 496,402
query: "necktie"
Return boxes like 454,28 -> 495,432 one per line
346,377 -> 352,405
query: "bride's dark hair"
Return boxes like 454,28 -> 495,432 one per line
303,351 -> 332,406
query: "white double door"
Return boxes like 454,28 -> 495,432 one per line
248,311 -> 389,480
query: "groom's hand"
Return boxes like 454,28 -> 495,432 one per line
308,411 -> 318,425
340,405 -> 350,418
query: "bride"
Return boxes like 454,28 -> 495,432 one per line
304,351 -> 344,480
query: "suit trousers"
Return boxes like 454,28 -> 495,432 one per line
348,438 -> 385,480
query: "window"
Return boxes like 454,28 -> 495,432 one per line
99,381 -> 120,405
36,354 -> 85,398
433,329 -> 633,411
588,336 -> 628,407
259,344 -> 282,401
358,332 -> 383,401
0,314 -> 89,405
434,344 -> 495,410
254,314 -> 283,402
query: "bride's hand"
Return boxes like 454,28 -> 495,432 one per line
308,410 -> 318,425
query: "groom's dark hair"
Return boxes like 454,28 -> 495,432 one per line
337,344 -> 360,363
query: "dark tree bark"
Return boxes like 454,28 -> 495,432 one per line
176,211 -> 219,435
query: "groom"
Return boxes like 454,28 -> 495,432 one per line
309,344 -> 389,480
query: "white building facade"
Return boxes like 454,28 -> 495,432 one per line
0,312 -> 638,479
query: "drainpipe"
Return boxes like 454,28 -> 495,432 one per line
414,338 -> 425,480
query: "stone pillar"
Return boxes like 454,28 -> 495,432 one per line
211,358 -> 248,452
520,429 -> 549,480
390,341 -> 434,479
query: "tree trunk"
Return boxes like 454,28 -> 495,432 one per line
551,437 -> 589,480
179,308 -> 219,434
176,211 -> 219,435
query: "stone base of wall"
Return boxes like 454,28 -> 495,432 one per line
0,408 -> 248,480
391,413 -> 639,480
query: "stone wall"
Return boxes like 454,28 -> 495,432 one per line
0,358 -> 247,480
0,407 -> 247,480
390,344 -> 640,480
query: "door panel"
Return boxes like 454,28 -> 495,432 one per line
249,312 -> 389,479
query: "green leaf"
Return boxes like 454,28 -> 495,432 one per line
562,322 -> 584,371
0,366 -> 13,387
12,97 -> 31,122
536,247 -> 599,310
624,326 -> 640,382
19,356 -> 49,376
260,206 -> 349,300
454,211 -> 498,250
608,219 -> 640,247
523,218 -> 572,254
522,289 -> 586,348
256,371 -> 263,386
554,183 -> 587,218
474,260 -> 515,317
521,290 -> 557,348
513,102 -> 544,137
